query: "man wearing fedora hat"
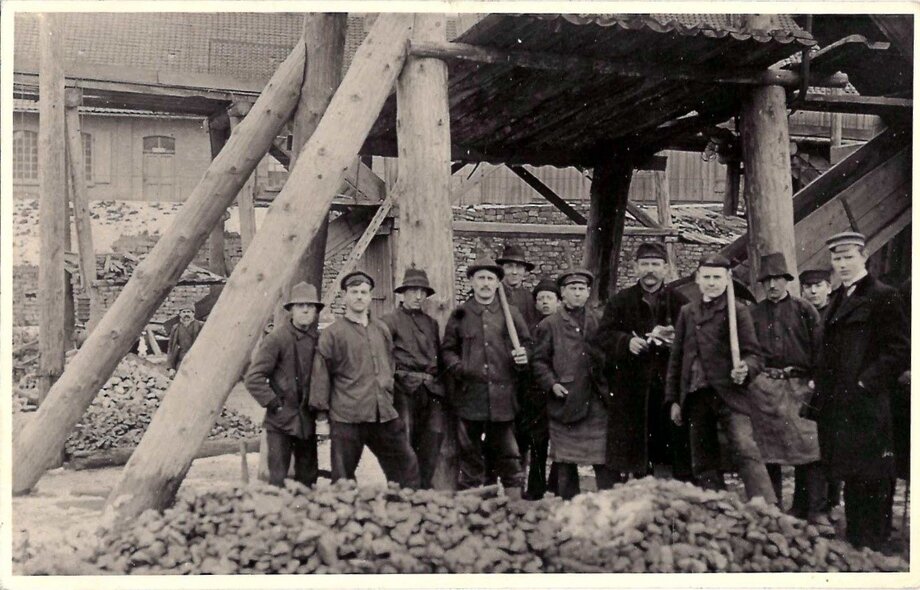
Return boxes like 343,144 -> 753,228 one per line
496,242 -> 539,331
442,255 -> 531,497
809,232 -> 909,550
310,271 -> 421,489
593,241 -> 692,482
748,252 -> 828,526
167,305 -> 204,376
381,267 -> 445,489
245,282 -> 323,487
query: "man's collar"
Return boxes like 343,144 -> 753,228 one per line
842,268 -> 869,289
638,280 -> 664,294
343,311 -> 369,326
766,292 -> 790,304
469,297 -> 499,314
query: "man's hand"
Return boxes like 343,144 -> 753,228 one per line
314,410 -> 329,423
670,403 -> 682,426
511,347 -> 528,365
552,383 -> 569,399
730,362 -> 749,385
267,398 -> 283,414
629,336 -> 650,355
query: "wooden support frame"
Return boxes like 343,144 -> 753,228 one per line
723,160 -> 742,216
408,40 -> 850,88
453,221 -> 677,239
228,101 -> 257,252
583,157 -> 634,303
508,165 -> 586,224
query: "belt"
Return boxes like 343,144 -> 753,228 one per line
763,367 -> 810,380
395,369 -> 436,379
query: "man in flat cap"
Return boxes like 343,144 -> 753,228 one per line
594,241 -> 692,482
533,269 -> 616,498
799,268 -> 833,320
665,254 -> 776,503
245,282 -> 322,487
381,267 -> 445,489
442,255 -> 531,498
167,305 -> 204,375
748,253 -> 828,525
809,232 -> 909,550
310,271 -> 420,488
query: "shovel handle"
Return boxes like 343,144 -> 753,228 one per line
726,273 -> 742,367
497,283 -> 522,350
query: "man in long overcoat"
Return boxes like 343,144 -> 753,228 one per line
593,241 -> 691,480
810,232 -> 909,550
167,305 -> 204,374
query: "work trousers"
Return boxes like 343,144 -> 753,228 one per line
265,430 -> 318,488
515,392 -> 550,499
553,462 -> 622,500
685,388 -> 777,503
844,477 -> 892,551
393,388 -> 445,489
457,419 -> 524,490
766,462 -> 828,518
330,418 -> 421,489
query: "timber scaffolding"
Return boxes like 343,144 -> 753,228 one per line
14,13 -> 913,522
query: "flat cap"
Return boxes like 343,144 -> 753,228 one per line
799,268 -> 832,285
698,253 -> 731,269
340,270 -> 375,290
557,268 -> 594,288
826,231 -> 866,251
532,277 -> 560,299
636,241 -> 668,261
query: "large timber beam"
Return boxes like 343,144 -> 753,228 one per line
12,38 -> 308,496
508,165 -> 586,225
798,93 -> 912,118
102,14 -> 413,520
408,40 -> 849,88
228,101 -> 257,252
583,156 -> 634,304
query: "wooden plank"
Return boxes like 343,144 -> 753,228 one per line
228,103 -> 257,253
451,163 -> 499,203
625,202 -> 662,229
865,206 -> 912,256
37,13 -> 67,404
799,93 -> 912,117
508,165 -> 586,224
870,15 -> 913,61
723,160 -> 741,216
102,14 -> 414,520
453,221 -> 677,238
408,40 -> 848,88
13,37 -> 307,496
66,437 -> 263,471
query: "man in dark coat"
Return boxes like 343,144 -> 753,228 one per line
381,267 -> 445,489
496,243 -> 539,331
245,282 -> 321,487
442,256 -> 532,498
533,269 -> 616,499
593,241 -> 691,480
665,254 -> 775,503
749,253 -> 827,525
809,232 -> 910,550
166,305 -> 204,374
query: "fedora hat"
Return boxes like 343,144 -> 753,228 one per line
395,267 -> 435,296
495,243 -> 535,272
757,252 -> 794,283
466,255 -> 504,280
283,281 -> 324,310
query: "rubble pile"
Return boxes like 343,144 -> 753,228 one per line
15,478 -> 905,575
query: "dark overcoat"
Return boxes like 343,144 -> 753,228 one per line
813,274 -> 909,479
593,283 -> 687,472
166,320 -> 203,370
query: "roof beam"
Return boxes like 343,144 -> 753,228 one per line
409,40 -> 850,88
507,165 -> 586,224
798,93 -> 912,117
452,221 -> 678,239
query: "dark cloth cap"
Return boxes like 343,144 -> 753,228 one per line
495,243 -> 535,271
636,241 -> 668,261
394,267 -> 435,296
826,231 -> 866,251
466,256 -> 505,280
340,270 -> 375,291
698,253 -> 732,269
283,281 -> 324,310
557,268 -> 594,288
799,268 -> 832,285
532,277 -> 560,299
757,252 -> 794,283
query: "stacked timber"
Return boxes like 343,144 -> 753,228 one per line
15,478 -> 905,574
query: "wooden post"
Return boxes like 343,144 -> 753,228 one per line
276,14 -> 347,326
103,15 -> 413,518
228,101 -> 257,253
393,14 -> 456,490
207,120 -> 230,282
13,38 -> 307,496
64,89 -> 100,331
830,89 -> 843,148
654,158 -> 677,279
723,160 -> 742,217
740,31 -> 798,299
37,13 -> 66,403
583,156 -> 634,304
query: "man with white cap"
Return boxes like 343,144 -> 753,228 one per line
809,232 -> 909,550
245,281 -> 323,487
166,304 -> 204,375
309,271 -> 421,488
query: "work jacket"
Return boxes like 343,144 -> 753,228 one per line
665,294 -> 763,415
441,297 -> 532,422
532,305 -> 607,424
166,320 -> 203,370
813,274 -> 909,479
504,283 -> 540,332
244,321 -> 318,438
381,305 -> 445,397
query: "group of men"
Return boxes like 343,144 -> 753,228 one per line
240,231 -> 909,553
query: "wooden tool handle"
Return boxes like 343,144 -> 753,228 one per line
726,273 -> 742,367
497,283 -> 522,350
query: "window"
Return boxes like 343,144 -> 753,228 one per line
143,136 -> 175,154
142,135 -> 176,201
13,130 -> 38,181
82,133 -> 93,183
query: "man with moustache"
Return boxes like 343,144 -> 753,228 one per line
594,241 -> 692,481
665,254 -> 775,503
496,243 -> 539,331
167,305 -> 204,375
808,232 -> 909,550
442,256 -> 531,498
309,271 -> 420,488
